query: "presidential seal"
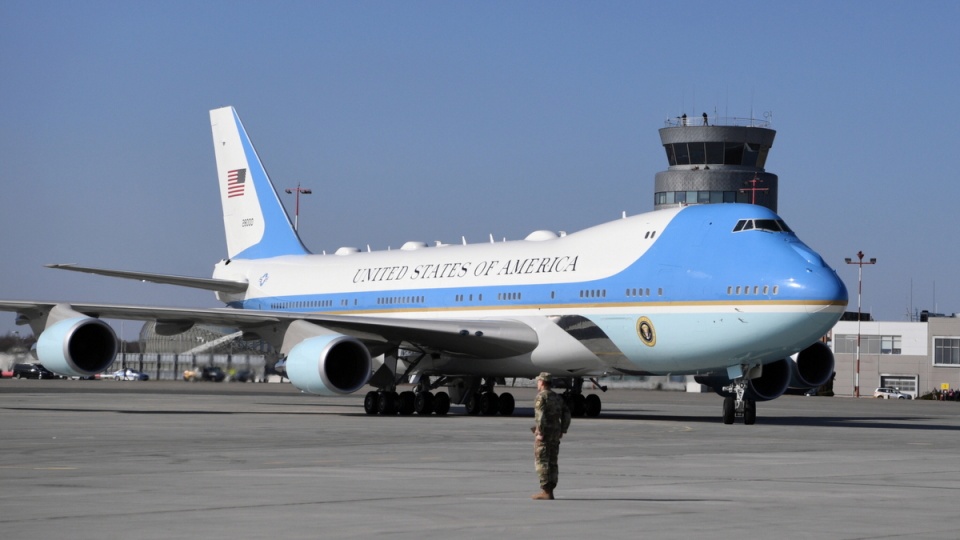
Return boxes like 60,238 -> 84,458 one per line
636,317 -> 656,347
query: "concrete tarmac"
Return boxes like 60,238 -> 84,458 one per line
2,380 -> 960,539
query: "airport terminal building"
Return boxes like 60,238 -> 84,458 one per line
829,312 -> 960,398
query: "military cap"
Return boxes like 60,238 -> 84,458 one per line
536,372 -> 552,383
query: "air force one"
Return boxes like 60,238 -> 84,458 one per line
0,106 -> 848,424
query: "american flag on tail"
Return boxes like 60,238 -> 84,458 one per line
227,169 -> 246,198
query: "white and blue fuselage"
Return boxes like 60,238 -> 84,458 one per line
213,201 -> 847,379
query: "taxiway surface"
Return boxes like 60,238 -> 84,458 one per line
2,380 -> 959,539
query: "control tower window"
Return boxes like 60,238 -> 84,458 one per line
655,190 -> 739,206
688,142 -> 705,165
674,143 -> 690,165
706,142 -> 724,164
724,143 -> 744,165
756,147 -> 770,169
665,145 -> 677,166
742,143 -> 760,167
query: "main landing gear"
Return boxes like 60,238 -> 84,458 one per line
561,377 -> 604,418
363,376 -> 514,416
721,379 -> 757,425
363,387 -> 451,416
461,378 -> 516,416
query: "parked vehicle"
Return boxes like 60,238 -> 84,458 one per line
201,366 -> 226,382
873,387 -> 912,399
12,363 -> 58,379
231,369 -> 257,383
183,366 -> 225,382
106,368 -> 150,381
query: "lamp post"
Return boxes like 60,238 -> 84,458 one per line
284,183 -> 312,232
844,251 -> 877,398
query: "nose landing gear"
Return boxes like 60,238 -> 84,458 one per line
722,379 -> 757,425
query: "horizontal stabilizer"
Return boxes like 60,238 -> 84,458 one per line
46,264 -> 248,294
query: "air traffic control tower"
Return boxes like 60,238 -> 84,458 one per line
654,114 -> 777,212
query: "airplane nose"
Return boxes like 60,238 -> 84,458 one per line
805,266 -> 849,310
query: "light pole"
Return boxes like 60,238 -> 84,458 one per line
844,251 -> 877,398
284,183 -> 312,232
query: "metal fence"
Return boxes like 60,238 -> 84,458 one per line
109,353 -> 267,381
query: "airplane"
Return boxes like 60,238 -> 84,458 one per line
0,106 -> 848,424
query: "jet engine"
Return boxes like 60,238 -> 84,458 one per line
36,316 -> 118,377
744,358 -> 792,401
285,334 -> 372,396
789,341 -> 835,389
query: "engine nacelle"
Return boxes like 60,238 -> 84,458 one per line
286,334 -> 372,396
36,317 -> 118,377
789,341 -> 835,389
745,358 -> 792,401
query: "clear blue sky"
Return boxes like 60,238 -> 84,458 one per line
2,1 -> 958,339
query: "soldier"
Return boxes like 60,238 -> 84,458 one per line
531,372 -> 571,500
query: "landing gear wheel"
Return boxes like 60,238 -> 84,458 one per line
414,392 -> 435,415
498,392 -> 516,416
571,394 -> 587,417
378,391 -> 399,415
433,392 -> 451,416
744,399 -> 757,425
398,391 -> 416,415
584,394 -> 602,417
364,391 -> 379,415
479,392 -> 499,416
464,392 -> 481,415
722,396 -> 735,425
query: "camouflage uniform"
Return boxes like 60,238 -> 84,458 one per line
533,373 -> 571,498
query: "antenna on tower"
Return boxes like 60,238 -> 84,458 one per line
740,174 -> 769,205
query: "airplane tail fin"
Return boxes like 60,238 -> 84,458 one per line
210,106 -> 309,260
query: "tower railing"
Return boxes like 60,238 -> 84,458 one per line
664,115 -> 772,128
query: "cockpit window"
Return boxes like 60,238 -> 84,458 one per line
733,219 -> 794,233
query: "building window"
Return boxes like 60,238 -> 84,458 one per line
836,335 -> 902,355
934,337 -> 960,366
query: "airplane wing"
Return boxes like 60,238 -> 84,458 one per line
0,301 -> 538,359
45,264 -> 249,294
